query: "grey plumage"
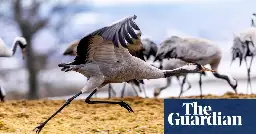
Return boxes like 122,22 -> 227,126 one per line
62,40 -> 117,98
34,15 -> 212,133
141,38 -> 158,60
156,35 -> 238,98
231,27 -> 256,94
63,39 -> 145,98
121,38 -> 159,98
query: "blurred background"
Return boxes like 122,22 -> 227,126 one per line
0,0 -> 256,100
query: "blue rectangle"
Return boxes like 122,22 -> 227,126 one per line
164,99 -> 256,134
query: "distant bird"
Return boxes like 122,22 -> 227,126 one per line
251,13 -> 256,27
154,58 -> 191,98
0,37 -> 27,59
155,35 -> 238,98
34,15 -> 213,133
141,38 -> 158,60
231,27 -> 256,94
0,37 -> 27,102
63,40 -> 117,98
0,86 -> 6,102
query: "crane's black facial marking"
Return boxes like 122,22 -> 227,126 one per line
17,41 -> 26,49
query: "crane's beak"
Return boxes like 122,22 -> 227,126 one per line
201,66 -> 216,73
22,48 -> 26,60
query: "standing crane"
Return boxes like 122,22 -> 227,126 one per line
0,37 -> 27,102
141,38 -> 158,60
0,37 -> 26,58
155,35 -> 238,98
33,15 -> 214,133
231,27 -> 256,94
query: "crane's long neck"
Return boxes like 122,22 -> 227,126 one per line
136,60 -> 198,80
213,72 -> 237,92
163,67 -> 197,78
11,40 -> 19,56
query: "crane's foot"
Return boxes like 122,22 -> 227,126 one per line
33,123 -> 45,134
85,89 -> 134,113
119,101 -> 134,113
85,99 -> 134,113
59,63 -> 85,72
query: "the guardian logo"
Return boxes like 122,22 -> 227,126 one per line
168,102 -> 242,126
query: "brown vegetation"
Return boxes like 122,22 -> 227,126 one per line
0,92 -> 256,134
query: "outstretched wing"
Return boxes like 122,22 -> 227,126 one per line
71,15 -> 143,65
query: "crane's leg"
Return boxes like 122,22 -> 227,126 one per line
33,77 -> 132,134
121,82 -> 127,98
244,57 -> 253,94
179,76 -> 190,98
33,76 -> 103,134
131,83 -> 139,96
245,56 -> 254,94
34,91 -> 83,133
108,84 -> 116,99
184,79 -> 192,93
178,77 -> 185,98
249,56 -> 254,94
108,84 -> 112,99
154,77 -> 171,97
245,57 -> 249,94
141,84 -> 148,98
199,74 -> 203,99
110,84 -> 117,97
85,89 -> 133,113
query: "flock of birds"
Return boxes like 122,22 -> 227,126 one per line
0,14 -> 255,133
56,14 -> 256,99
